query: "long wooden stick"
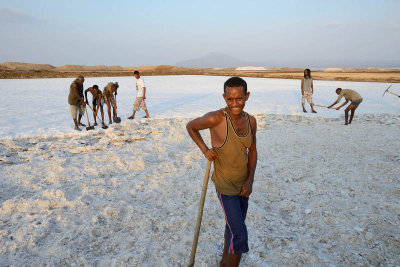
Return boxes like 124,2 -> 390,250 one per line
189,160 -> 212,267
87,103 -> 104,124
87,103 -> 108,129
314,104 -> 330,108
84,107 -> 94,130
387,90 -> 400,97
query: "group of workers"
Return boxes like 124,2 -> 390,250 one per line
67,71 -> 150,131
300,68 -> 364,125
67,70 -> 395,266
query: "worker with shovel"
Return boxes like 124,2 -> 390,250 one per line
85,85 -> 106,127
103,82 -> 120,124
328,88 -> 363,125
68,75 -> 86,131
186,77 -> 257,267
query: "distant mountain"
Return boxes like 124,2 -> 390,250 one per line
176,53 -> 400,69
176,52 -> 254,68
0,62 -> 55,71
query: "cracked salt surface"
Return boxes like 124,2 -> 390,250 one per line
0,114 -> 399,266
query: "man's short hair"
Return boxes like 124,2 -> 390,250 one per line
134,70 -> 139,75
224,77 -> 247,94
77,75 -> 84,80
93,85 -> 98,90
336,88 -> 342,93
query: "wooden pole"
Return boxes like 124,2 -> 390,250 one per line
388,90 -> 400,97
314,104 -> 330,108
188,160 -> 212,267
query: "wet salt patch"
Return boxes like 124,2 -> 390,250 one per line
0,115 -> 399,265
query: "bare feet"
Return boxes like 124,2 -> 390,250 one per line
312,109 -> 317,113
303,109 -> 307,113
93,122 -> 98,126
127,116 -> 134,120
74,126 -> 81,131
78,122 -> 86,127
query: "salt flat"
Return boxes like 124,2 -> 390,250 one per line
0,75 -> 399,138
0,76 -> 399,266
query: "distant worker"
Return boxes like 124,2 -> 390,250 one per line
328,88 -> 363,125
85,85 -> 105,127
301,68 -> 317,113
103,82 -> 119,124
128,70 -> 150,119
68,75 -> 86,131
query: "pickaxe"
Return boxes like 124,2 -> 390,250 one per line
382,85 -> 400,98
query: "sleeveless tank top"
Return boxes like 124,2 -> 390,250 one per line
211,108 -> 253,195
68,80 -> 83,105
303,77 -> 312,92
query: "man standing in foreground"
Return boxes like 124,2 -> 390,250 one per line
186,77 -> 257,266
328,88 -> 363,125
128,70 -> 150,119
68,75 -> 86,131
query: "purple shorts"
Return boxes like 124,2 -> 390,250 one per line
216,190 -> 249,254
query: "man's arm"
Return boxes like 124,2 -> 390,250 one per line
95,94 -> 101,113
84,89 -> 89,104
142,87 -> 146,99
73,84 -> 85,106
328,92 -> 344,108
239,116 -> 257,198
335,99 -> 349,110
186,111 -> 223,161
328,101 -> 337,108
311,79 -> 314,94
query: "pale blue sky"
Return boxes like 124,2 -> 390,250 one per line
1,0 -> 399,67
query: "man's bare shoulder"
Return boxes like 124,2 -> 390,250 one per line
201,109 -> 225,124
187,109 -> 225,130
205,109 -> 224,118
248,114 -> 257,132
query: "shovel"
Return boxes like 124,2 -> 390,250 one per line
87,103 -> 108,129
84,106 -> 95,131
110,95 -> 121,123
189,160 -> 212,267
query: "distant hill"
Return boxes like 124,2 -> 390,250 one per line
54,65 -> 125,71
176,52 -> 255,68
0,62 -> 55,71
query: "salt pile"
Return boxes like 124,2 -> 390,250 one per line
1,113 -> 399,266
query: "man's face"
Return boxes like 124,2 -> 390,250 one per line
336,89 -> 341,95
223,86 -> 249,116
78,78 -> 84,85
134,74 -> 139,79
